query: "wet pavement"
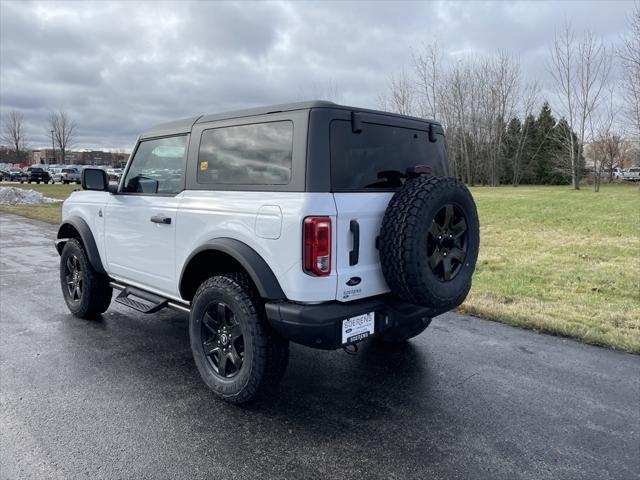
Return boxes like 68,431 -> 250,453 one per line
1,213 -> 639,480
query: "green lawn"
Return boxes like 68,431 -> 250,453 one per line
1,182 -> 638,352
464,184 -> 639,353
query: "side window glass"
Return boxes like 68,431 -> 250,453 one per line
197,121 -> 293,185
122,135 -> 187,194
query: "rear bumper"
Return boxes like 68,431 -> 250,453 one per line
265,295 -> 433,350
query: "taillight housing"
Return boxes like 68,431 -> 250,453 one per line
303,217 -> 331,276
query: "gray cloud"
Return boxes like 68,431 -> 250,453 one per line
0,0 -> 632,150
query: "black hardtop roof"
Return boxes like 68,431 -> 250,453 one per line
140,100 -> 440,139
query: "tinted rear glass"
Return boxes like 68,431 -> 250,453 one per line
330,120 -> 444,191
197,121 -> 293,185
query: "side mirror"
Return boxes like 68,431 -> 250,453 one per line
82,168 -> 108,191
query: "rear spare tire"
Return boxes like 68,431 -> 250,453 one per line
379,176 -> 479,313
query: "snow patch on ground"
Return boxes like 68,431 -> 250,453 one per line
0,187 -> 62,205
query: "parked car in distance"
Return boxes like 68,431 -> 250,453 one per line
0,168 -> 24,182
623,168 -> 640,181
59,167 -> 82,184
20,166 -> 52,184
49,167 -> 63,183
106,168 -> 123,182
612,167 -> 624,180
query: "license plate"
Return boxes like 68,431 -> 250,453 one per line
342,312 -> 375,344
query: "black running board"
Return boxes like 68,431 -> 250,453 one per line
110,282 -> 190,314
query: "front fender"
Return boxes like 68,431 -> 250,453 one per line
56,216 -> 106,273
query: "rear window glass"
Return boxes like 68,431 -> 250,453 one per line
330,120 -> 436,191
197,121 -> 293,185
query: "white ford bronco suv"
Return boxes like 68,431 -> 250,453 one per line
56,101 -> 479,403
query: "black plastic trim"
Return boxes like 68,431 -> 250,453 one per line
55,216 -> 106,273
179,238 -> 286,300
349,219 -> 360,266
265,295 -> 434,350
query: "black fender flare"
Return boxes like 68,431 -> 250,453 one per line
56,216 -> 106,273
180,238 -> 286,300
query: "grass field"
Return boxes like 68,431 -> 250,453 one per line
1,182 -> 639,352
465,184 -> 639,353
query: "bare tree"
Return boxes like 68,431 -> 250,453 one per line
619,3 -> 640,140
1,110 -> 28,163
548,22 -> 611,189
507,81 -> 540,186
48,111 -> 77,165
588,88 -> 625,192
300,80 -> 343,103
382,69 -> 416,116
413,41 -> 443,119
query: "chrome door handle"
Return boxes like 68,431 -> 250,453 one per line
150,215 -> 171,224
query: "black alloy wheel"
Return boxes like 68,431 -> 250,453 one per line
59,238 -> 112,319
189,274 -> 290,403
427,204 -> 468,281
201,302 -> 245,378
64,254 -> 83,302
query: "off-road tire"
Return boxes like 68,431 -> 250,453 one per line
379,176 -> 479,312
60,238 -> 112,319
189,273 -> 289,404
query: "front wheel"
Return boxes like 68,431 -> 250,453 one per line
60,239 -> 112,319
189,273 -> 289,404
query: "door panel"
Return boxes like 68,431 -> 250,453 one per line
104,194 -> 181,295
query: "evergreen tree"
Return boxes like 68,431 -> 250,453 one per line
530,102 -> 565,185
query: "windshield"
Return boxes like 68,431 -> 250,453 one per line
330,120 -> 447,191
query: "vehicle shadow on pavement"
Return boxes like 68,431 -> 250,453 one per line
55,306 -> 437,432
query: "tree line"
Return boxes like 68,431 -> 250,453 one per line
379,8 -> 640,190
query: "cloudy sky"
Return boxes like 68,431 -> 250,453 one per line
0,0 -> 633,150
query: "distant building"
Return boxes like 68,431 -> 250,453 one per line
30,149 -> 129,166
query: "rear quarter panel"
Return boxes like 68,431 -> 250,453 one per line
176,191 -> 338,302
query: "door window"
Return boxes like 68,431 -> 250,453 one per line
122,135 -> 187,194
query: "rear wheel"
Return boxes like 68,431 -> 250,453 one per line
60,239 -> 112,319
189,273 -> 289,404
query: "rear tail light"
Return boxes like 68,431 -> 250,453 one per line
303,217 -> 331,276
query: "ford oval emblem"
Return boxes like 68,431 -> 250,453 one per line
346,277 -> 361,286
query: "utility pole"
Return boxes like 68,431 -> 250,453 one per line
50,129 -> 56,165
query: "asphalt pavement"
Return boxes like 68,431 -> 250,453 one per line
1,213 -> 638,480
